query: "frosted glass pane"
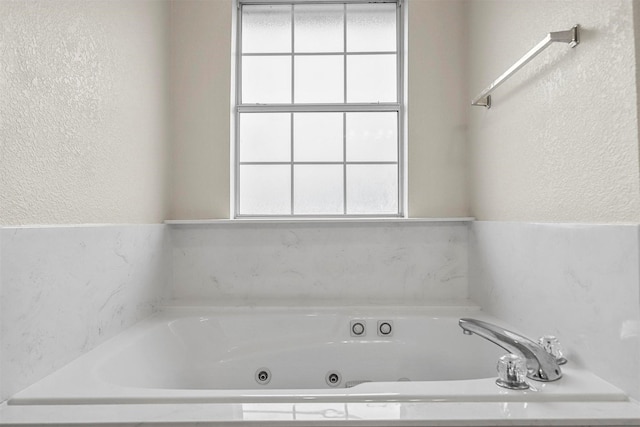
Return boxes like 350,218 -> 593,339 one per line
240,113 -> 290,162
346,112 -> 397,162
294,165 -> 343,215
295,56 -> 343,103
240,165 -> 291,215
294,113 -> 343,162
346,3 -> 396,52
346,165 -> 398,214
242,5 -> 291,53
347,55 -> 396,103
242,56 -> 291,103
294,4 -> 344,53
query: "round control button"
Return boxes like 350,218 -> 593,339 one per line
379,322 -> 392,335
352,322 -> 365,336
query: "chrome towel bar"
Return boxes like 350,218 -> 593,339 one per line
471,25 -> 580,109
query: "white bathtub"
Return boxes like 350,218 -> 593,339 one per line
8,306 -> 631,408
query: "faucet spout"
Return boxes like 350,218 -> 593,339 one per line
459,318 -> 562,382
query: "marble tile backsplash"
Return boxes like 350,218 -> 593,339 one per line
0,225 -> 169,401
469,221 -> 640,400
170,222 -> 469,305
2,220 -> 639,406
0,230 -> 3,399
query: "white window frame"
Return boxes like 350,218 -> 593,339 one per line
234,0 -> 405,218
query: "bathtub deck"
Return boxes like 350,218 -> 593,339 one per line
1,400 -> 640,426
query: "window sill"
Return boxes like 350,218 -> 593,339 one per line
164,217 -> 474,226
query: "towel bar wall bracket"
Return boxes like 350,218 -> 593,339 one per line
471,25 -> 580,109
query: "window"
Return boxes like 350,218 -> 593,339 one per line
235,0 -> 403,218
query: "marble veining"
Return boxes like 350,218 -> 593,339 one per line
0,224 -> 169,401
2,219 -> 640,427
0,230 -> 3,399
170,222 -> 468,305
469,221 -> 640,400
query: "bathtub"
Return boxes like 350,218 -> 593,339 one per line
7,305 -> 632,410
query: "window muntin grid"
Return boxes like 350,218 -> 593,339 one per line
236,0 -> 403,218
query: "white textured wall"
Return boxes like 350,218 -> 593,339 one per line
407,0 -> 469,217
468,0 -> 640,223
0,0 -> 169,225
168,0 -> 232,220
167,0 -> 469,219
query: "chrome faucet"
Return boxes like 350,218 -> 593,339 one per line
459,318 -> 562,382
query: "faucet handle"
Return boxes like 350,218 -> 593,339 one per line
496,354 -> 529,390
538,335 -> 567,365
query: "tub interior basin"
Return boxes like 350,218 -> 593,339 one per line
95,312 -> 504,390
8,307 -> 631,406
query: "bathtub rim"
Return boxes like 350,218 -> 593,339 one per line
7,305 -> 633,407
